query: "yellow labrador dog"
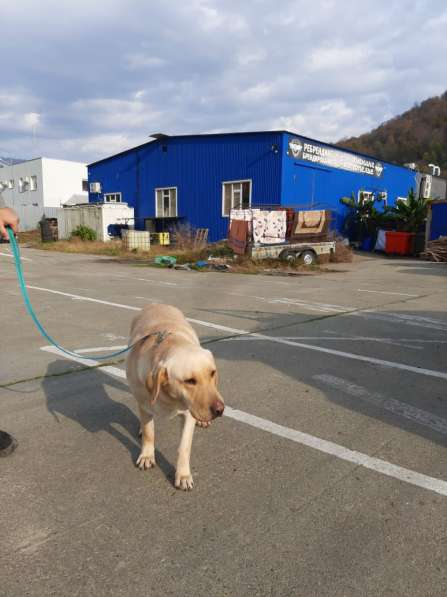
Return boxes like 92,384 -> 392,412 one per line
126,304 -> 224,490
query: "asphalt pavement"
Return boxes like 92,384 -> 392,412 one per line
1,246 -> 447,596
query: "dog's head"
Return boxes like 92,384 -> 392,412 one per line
147,345 -> 224,423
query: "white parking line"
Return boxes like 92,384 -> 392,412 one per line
28,285 -> 140,311
222,336 -> 424,350
75,345 -> 127,353
41,345 -> 125,378
28,285 -> 447,381
314,374 -> 447,436
137,278 -> 179,287
40,344 -> 447,497
357,289 -> 419,297
355,311 -> 447,332
269,298 -> 347,313
0,251 -> 32,262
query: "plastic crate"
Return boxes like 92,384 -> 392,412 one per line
385,231 -> 415,255
122,230 -> 150,251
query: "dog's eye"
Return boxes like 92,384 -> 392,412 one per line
184,378 -> 197,385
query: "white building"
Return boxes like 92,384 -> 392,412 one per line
0,157 -> 88,230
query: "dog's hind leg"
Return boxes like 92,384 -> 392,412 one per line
136,406 -> 156,470
175,411 -> 196,490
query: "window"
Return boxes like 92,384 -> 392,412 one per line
18,177 -> 28,192
104,192 -> 122,203
358,190 -> 373,203
377,191 -> 388,206
8,179 -> 14,189
222,180 -> 251,216
30,175 -> 37,191
155,187 -> 177,217
82,179 -> 89,192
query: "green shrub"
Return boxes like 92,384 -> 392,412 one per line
208,242 -> 234,258
388,188 -> 429,232
71,225 -> 97,241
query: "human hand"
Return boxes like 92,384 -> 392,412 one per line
0,207 -> 20,239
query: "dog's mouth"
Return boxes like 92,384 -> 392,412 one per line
191,412 -> 213,424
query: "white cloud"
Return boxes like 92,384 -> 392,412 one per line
274,99 -> 376,141
1,0 -> 446,162
23,112 -> 40,129
125,54 -> 166,70
308,45 -> 371,72
70,97 -> 164,131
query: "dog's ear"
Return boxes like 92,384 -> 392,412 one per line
212,368 -> 219,387
146,366 -> 168,404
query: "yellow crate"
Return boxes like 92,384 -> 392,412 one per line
151,232 -> 170,245
159,232 -> 170,245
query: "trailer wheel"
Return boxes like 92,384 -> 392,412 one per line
299,250 -> 318,266
279,250 -> 297,264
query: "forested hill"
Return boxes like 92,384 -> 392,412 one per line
337,92 -> 447,177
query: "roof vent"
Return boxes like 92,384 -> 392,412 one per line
150,133 -> 169,139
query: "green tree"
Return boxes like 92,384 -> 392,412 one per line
388,189 -> 428,233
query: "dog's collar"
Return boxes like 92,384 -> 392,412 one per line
139,330 -> 171,346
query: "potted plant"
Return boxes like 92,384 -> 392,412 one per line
385,189 -> 428,255
340,191 -> 383,250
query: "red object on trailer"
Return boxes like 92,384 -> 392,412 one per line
385,231 -> 415,255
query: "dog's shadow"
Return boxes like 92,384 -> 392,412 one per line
41,359 -> 175,483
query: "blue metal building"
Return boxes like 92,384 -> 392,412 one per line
88,131 -> 417,241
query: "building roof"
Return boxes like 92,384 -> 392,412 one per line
0,157 -> 25,167
0,156 -> 86,167
87,130 -> 413,171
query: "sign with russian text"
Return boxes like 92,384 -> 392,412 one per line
288,137 -> 383,177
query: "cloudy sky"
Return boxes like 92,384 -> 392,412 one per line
1,0 -> 446,164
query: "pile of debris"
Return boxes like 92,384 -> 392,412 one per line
152,255 -> 231,271
421,236 -> 447,262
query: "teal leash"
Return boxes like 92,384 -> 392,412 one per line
6,227 -> 163,361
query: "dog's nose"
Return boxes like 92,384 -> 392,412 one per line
211,399 -> 225,418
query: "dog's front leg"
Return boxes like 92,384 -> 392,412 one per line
136,405 -> 156,470
175,411 -> 196,490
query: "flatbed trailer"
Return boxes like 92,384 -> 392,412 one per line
249,240 -> 336,265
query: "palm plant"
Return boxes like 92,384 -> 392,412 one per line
340,192 -> 382,241
388,189 -> 428,233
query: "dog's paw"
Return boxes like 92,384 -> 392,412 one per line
196,420 -> 211,429
136,453 -> 156,470
175,472 -> 194,491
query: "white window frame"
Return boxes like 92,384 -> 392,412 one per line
8,179 -> 14,189
104,192 -> 122,203
30,175 -> 37,191
358,190 -> 374,203
18,177 -> 29,193
222,179 -> 252,217
377,191 -> 388,206
155,187 -> 178,218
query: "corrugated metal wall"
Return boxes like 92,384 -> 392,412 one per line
281,133 -> 417,232
89,132 -> 283,241
88,131 -> 418,241
430,202 -> 447,240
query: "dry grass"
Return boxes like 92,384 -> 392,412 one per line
31,238 -> 142,258
17,229 -> 41,244
173,223 -> 208,251
330,240 -> 354,263
19,230 -> 353,273
21,232 -> 211,262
